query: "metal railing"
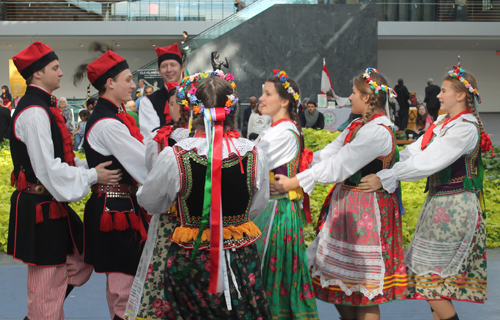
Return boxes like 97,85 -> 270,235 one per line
1,0 -> 498,21
1,0 -> 256,21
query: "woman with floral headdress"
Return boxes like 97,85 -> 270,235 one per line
125,81 -> 191,320
252,69 -> 319,319
134,71 -> 271,319
272,68 -> 407,320
360,66 -> 491,320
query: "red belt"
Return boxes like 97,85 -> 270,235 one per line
21,183 -> 52,196
92,183 -> 138,195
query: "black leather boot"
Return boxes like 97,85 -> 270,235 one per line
113,315 -> 124,320
442,314 -> 459,320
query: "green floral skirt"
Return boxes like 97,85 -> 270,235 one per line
260,199 -> 319,320
161,243 -> 271,320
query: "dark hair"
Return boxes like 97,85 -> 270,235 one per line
97,75 -> 118,96
183,31 -> 188,35
145,85 -> 153,91
266,76 -> 303,152
306,100 -> 317,108
353,71 -> 389,123
86,97 -> 97,108
415,104 -> 430,128
1,85 -> 11,99
398,78 -> 404,85
79,109 -> 90,119
252,102 -> 260,113
192,76 -> 237,130
326,90 -> 333,97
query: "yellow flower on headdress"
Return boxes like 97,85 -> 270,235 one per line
231,82 -> 237,89
294,93 -> 299,100
182,99 -> 189,106
463,80 -> 469,85
279,71 -> 287,77
200,72 -> 209,78
183,76 -> 189,82
284,81 -> 290,89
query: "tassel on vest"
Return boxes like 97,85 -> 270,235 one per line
36,203 -> 44,224
49,201 -> 68,219
349,170 -> 362,185
129,212 -> 141,231
113,211 -> 129,231
10,171 -> 15,187
100,211 -> 114,232
16,170 -> 28,191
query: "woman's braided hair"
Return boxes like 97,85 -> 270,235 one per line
353,71 -> 389,123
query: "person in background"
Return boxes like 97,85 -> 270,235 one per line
181,31 -> 191,45
247,102 -> 272,140
144,86 -> 154,96
241,96 -> 257,138
135,79 -> 145,100
394,78 -> 410,130
425,78 -> 441,121
125,100 -> 139,129
139,43 -> 185,138
235,0 -> 246,12
72,109 -> 90,153
0,101 -> 11,141
300,100 -> 325,130
86,97 -> 97,114
1,85 -> 12,110
58,97 -> 74,133
404,101 -> 432,140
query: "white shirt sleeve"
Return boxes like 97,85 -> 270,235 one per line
377,121 -> 479,193
87,118 -> 148,185
249,146 -> 270,218
144,130 -> 159,173
15,107 -> 97,202
257,129 -> 299,170
297,124 -> 394,195
137,147 -> 180,215
139,97 -> 160,139
310,129 -> 349,167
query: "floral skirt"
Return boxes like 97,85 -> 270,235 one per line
260,199 -> 319,320
159,243 -> 271,320
133,214 -> 177,320
406,215 -> 487,303
311,189 -> 407,306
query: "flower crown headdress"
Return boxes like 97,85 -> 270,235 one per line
362,68 -> 397,123
363,68 -> 397,99
273,69 -> 299,102
176,69 -> 238,117
447,65 -> 481,104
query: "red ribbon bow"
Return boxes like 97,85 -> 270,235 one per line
153,125 -> 174,148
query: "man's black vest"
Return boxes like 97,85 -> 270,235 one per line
146,84 -> 171,126
10,85 -> 66,183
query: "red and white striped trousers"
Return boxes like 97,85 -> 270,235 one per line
105,273 -> 134,319
26,251 -> 93,320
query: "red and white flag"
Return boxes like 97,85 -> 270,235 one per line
321,59 -> 351,106
321,58 -> 333,95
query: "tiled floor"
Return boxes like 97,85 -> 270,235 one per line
0,251 -> 498,320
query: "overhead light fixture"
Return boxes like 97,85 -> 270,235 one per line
79,44 -> 84,47
116,44 -> 120,47
152,44 -> 156,47
7,44 -> 11,47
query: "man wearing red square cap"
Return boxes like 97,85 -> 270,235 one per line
82,50 -> 149,320
9,42 -> 122,320
138,43 -> 184,138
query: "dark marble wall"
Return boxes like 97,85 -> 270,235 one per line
185,4 -> 378,105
